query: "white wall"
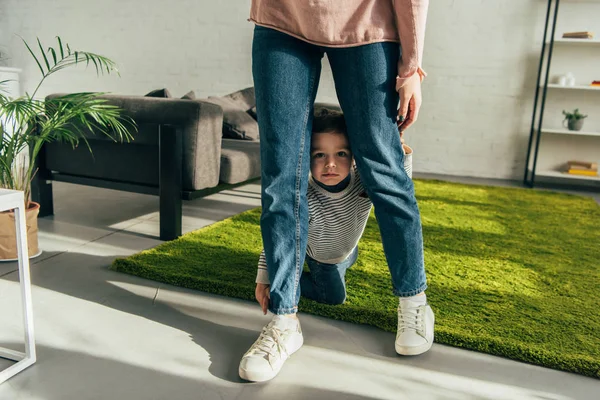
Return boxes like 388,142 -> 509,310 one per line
2,0 -> 598,180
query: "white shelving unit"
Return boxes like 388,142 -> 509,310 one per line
552,38 -> 600,45
524,0 -> 600,188
541,128 -> 600,137
535,170 -> 600,182
545,83 -> 600,91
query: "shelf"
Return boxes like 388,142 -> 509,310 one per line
541,128 -> 600,137
545,84 -> 600,91
552,38 -> 600,45
525,2 -> 600,189
534,170 -> 600,182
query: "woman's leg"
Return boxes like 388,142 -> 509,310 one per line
239,27 -> 325,382
300,246 -> 358,305
252,26 -> 324,314
326,43 -> 427,297
326,43 -> 433,356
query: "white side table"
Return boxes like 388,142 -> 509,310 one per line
0,189 -> 36,384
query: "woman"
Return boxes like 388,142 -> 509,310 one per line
239,0 -> 433,382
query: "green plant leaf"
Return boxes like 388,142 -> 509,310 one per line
49,46 -> 57,65
37,38 -> 50,71
57,36 -> 64,59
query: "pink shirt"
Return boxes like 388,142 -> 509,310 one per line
249,0 -> 429,90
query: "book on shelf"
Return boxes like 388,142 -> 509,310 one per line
566,169 -> 598,177
567,160 -> 598,170
562,31 -> 594,39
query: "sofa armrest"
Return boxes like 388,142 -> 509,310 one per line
97,95 -> 224,191
184,99 -> 223,191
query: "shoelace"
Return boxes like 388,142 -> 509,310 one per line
248,323 -> 290,365
398,303 -> 425,336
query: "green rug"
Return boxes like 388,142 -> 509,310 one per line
112,180 -> 600,378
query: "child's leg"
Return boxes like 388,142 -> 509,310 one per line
300,246 -> 358,305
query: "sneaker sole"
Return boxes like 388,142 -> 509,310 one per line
395,340 -> 433,356
239,334 -> 304,382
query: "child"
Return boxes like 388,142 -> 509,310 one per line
239,109 -> 416,382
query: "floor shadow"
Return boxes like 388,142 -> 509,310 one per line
0,344 -> 388,400
1,252 -> 254,384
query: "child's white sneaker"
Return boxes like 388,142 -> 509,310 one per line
395,297 -> 435,355
239,315 -> 304,382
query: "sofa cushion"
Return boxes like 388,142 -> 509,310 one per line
247,106 -> 257,120
205,96 -> 259,141
145,88 -> 172,98
224,87 -> 255,111
181,90 -> 196,100
219,138 -> 261,184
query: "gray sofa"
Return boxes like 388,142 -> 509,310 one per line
33,87 -> 262,240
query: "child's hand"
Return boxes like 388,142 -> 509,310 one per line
255,283 -> 270,315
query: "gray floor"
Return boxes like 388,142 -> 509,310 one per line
0,175 -> 598,400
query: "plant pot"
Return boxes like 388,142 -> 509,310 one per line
566,118 -> 584,131
0,201 -> 41,260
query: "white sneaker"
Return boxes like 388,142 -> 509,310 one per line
395,298 -> 435,356
239,315 -> 304,382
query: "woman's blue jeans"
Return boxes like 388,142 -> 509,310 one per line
252,25 -> 427,315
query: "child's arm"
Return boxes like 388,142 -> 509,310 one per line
257,249 -> 270,285
403,144 -> 413,179
256,250 -> 270,315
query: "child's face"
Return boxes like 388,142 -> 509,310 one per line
310,131 -> 352,185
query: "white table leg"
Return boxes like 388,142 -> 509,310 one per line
0,199 -> 36,384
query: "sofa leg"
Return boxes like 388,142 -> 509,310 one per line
159,125 -> 182,241
31,179 -> 54,217
30,143 -> 54,217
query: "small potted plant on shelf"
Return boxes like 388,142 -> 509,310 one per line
0,36 -> 134,260
562,108 -> 588,131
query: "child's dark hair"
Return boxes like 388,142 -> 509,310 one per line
312,108 -> 347,136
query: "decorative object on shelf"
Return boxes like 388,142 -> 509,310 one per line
565,160 -> 598,177
565,72 -> 576,86
562,31 -> 594,39
0,36 -> 134,260
592,80 -> 600,87
562,108 -> 587,131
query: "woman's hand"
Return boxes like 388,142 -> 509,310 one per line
255,283 -> 270,315
397,72 -> 423,133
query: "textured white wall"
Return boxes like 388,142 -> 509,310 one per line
1,0 -> 597,179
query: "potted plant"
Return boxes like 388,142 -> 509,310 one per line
0,36 -> 134,260
562,108 -> 588,131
